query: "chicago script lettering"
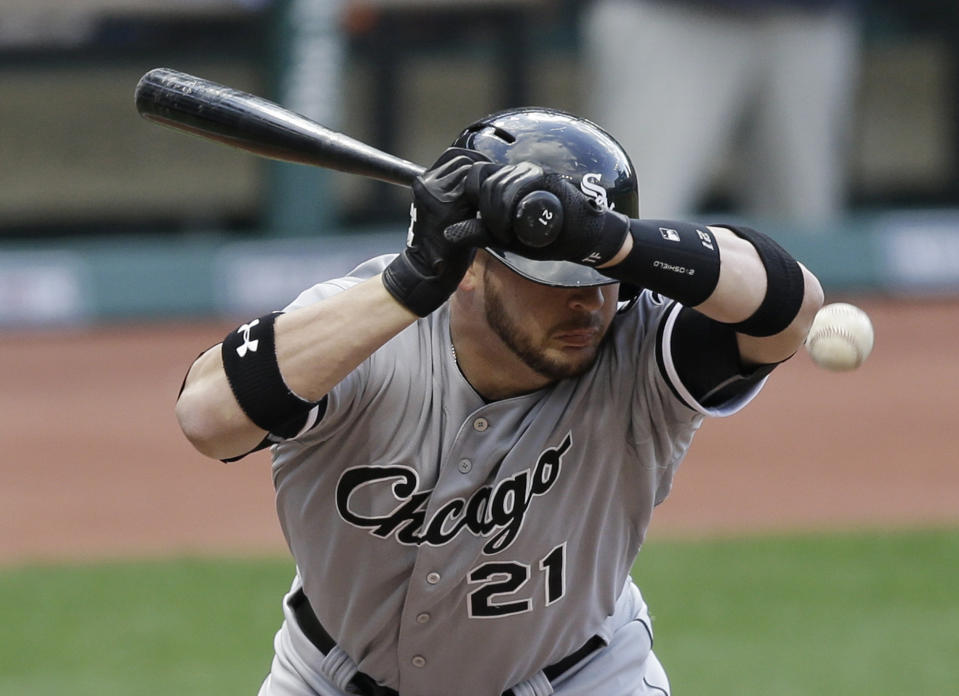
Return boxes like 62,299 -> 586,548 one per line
336,433 -> 572,554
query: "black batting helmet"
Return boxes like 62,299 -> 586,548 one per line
451,107 -> 639,292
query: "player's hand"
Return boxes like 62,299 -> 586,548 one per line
471,163 -> 630,267
382,147 -> 489,316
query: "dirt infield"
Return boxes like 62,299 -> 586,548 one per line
2,296 -> 957,566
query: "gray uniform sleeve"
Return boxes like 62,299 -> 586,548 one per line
616,291 -> 766,505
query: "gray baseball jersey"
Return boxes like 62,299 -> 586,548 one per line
267,254 -> 763,696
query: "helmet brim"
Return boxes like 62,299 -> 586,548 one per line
486,248 -> 618,288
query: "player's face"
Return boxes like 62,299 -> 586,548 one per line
481,261 -> 619,380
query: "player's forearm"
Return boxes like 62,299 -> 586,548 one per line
471,163 -> 822,358
600,224 -> 767,319
273,276 -> 418,401
176,276 -> 417,460
695,227 -> 823,364
601,221 -> 823,364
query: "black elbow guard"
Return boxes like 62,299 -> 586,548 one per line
721,225 -> 805,337
221,312 -> 320,434
603,219 -> 721,307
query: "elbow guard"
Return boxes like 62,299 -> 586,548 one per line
721,225 -> 805,337
221,312 -> 321,435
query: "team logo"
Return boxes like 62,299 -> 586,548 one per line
336,433 -> 572,554
580,173 -> 614,211
235,319 -> 260,357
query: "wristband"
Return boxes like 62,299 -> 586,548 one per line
720,225 -> 805,337
383,247 -> 474,317
604,219 -> 721,307
221,312 -> 317,433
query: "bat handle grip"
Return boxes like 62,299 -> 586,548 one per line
444,190 -> 564,249
463,166 -> 563,249
513,191 -> 563,248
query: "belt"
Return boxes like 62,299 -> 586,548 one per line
289,588 -> 604,696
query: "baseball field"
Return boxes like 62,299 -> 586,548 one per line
2,295 -> 958,694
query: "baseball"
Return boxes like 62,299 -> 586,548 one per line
805,302 -> 874,371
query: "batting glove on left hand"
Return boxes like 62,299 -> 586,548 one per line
382,147 -> 489,316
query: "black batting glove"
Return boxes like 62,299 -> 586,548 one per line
382,148 -> 489,316
473,163 -> 630,267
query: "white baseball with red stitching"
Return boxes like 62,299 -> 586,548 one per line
805,302 -> 875,371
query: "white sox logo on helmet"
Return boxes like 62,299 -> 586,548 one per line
335,433 -> 572,555
580,173 -> 614,211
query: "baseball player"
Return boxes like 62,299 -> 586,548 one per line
176,108 -> 823,696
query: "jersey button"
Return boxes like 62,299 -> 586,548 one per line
416,612 -> 431,624
412,655 -> 427,668
473,417 -> 489,432
426,571 -> 441,584
457,458 -> 472,474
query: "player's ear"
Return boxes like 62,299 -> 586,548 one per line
457,250 -> 487,292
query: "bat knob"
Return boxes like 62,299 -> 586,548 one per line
514,191 -> 563,248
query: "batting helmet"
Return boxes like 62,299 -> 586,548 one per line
451,107 -> 639,292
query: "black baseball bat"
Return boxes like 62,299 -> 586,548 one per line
135,67 -> 423,186
134,68 -> 561,246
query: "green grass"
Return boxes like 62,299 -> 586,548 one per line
1,529 -> 957,695
0,557 -> 295,696
635,528 -> 959,695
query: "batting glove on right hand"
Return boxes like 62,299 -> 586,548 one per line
382,148 -> 489,316
470,163 -> 630,268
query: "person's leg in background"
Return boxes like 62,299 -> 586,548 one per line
581,0 -> 758,219
744,6 -> 861,222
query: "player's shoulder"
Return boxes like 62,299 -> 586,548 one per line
611,289 -> 675,332
283,254 -> 398,311
597,289 -> 678,378
345,254 -> 397,279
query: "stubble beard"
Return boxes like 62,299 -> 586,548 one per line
483,282 -> 604,381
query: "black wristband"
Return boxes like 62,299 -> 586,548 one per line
382,247 -> 473,317
382,252 -> 435,316
221,312 -> 317,433
721,225 -> 805,337
604,219 -> 721,307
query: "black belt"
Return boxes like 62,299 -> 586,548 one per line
289,588 -> 604,696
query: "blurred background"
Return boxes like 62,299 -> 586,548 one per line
1,1 -> 958,695
2,0 -> 959,324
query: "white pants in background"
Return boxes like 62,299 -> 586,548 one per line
582,0 -> 861,222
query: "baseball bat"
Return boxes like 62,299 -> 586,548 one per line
135,67 -> 423,186
134,68 -> 561,246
